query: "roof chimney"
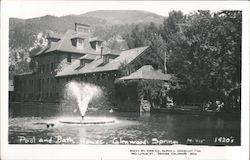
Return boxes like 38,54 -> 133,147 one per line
100,46 -> 103,58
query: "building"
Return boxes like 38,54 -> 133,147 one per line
116,65 -> 177,112
13,23 -> 164,103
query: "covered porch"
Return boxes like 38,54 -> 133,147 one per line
115,65 -> 178,113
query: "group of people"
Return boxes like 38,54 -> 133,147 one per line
204,101 -> 224,112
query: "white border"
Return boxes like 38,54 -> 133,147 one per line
1,1 -> 249,160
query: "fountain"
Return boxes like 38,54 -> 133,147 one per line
59,81 -> 115,125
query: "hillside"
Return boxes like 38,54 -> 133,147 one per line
9,10 -> 164,47
80,10 -> 164,25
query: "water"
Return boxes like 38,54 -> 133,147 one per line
64,81 -> 102,117
9,103 -> 240,145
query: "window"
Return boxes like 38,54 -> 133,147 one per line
39,79 -> 41,91
51,63 -> 54,71
103,55 -> 109,64
77,38 -> 84,49
77,26 -> 89,34
42,64 -> 45,73
56,93 -> 59,99
38,65 -> 41,73
80,59 -> 85,67
67,53 -> 72,63
97,74 -> 100,81
47,64 -> 50,72
47,78 -> 49,84
78,39 -> 84,45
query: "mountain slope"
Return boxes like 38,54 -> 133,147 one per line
9,10 -> 165,48
81,10 -> 164,25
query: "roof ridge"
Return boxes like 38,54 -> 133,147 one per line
125,46 -> 148,51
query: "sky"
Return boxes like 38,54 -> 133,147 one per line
2,1 -> 197,19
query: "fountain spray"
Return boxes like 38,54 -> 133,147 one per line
64,81 -> 102,120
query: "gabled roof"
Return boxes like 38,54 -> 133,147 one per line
56,46 -> 149,77
119,65 -> 176,81
34,30 -> 98,57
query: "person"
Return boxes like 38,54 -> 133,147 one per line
205,101 -> 212,111
216,101 -> 224,112
203,101 -> 210,111
206,101 -> 218,111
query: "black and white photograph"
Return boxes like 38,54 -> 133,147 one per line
1,0 -> 249,160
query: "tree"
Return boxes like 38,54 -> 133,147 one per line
123,10 -> 242,109
9,32 -> 47,79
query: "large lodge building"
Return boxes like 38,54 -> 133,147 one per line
13,23 -> 165,102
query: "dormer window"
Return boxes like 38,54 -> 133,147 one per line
71,36 -> 86,50
77,38 -> 84,50
80,59 -> 85,67
103,55 -> 109,64
78,38 -> 84,45
79,54 -> 96,68
98,52 -> 120,67
90,38 -> 103,52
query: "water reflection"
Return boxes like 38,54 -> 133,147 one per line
9,103 -> 240,145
